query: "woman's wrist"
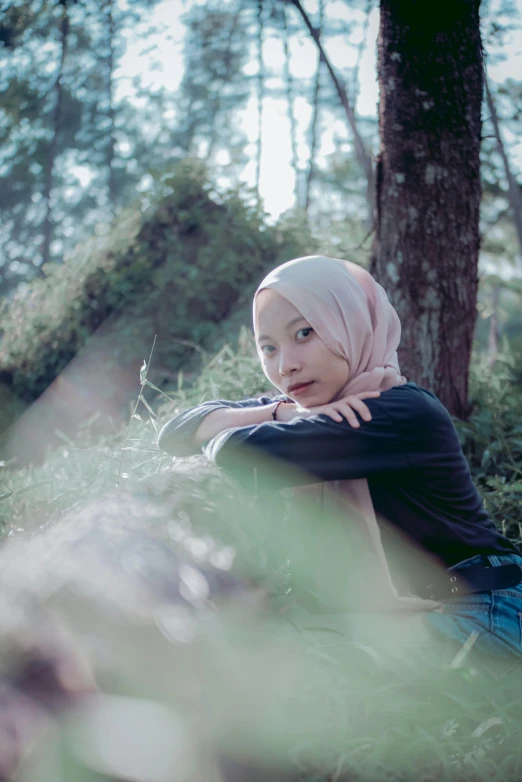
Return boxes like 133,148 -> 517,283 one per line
271,400 -> 284,420
272,400 -> 298,422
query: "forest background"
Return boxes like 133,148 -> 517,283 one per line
1,0 -> 522,521
0,0 -> 521,558
1,1 -> 522,779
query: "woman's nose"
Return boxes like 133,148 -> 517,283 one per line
279,349 -> 301,377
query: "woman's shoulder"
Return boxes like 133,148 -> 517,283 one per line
378,382 -> 452,424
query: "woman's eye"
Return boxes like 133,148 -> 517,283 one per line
296,327 -> 313,340
261,345 -> 276,356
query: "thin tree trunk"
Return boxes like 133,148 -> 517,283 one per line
370,0 -> 483,418
304,0 -> 324,213
485,74 -> 522,264
290,0 -> 374,221
205,6 -> 243,163
105,0 -> 117,214
41,0 -> 70,271
487,286 -> 501,368
255,0 -> 264,199
282,4 -> 299,205
351,0 -> 372,105
205,100 -> 220,163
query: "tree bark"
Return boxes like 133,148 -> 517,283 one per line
41,0 -> 70,271
370,0 -> 483,418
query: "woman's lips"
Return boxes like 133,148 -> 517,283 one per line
288,381 -> 314,397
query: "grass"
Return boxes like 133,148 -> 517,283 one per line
1,333 -> 522,781
0,327 -> 268,538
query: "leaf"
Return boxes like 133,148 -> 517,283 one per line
140,360 -> 147,384
0,491 -> 12,501
15,480 -> 53,496
139,395 -> 157,417
144,379 -> 174,401
132,413 -> 142,421
447,631 -> 479,669
54,429 -> 76,447
471,716 -> 503,738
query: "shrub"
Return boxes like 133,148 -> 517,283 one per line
0,159 -> 315,438
456,350 -> 522,547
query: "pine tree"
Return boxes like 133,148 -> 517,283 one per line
370,0 -> 483,417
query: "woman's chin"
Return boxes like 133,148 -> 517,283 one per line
282,384 -> 328,407
293,392 -> 325,408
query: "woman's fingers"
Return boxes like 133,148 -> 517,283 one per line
346,396 -> 373,422
337,402 -> 361,427
334,397 -> 372,424
314,405 -> 343,422
310,394 -> 376,426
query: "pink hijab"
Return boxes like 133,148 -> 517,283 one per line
254,256 -> 441,613
254,255 -> 406,397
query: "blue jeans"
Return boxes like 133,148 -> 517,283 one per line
424,553 -> 522,669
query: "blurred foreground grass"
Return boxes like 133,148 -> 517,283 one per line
1,333 -> 522,781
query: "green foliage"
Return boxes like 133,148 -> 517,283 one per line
456,349 -> 522,546
160,327 -> 271,411
0,0 -> 172,287
0,160 -> 315,422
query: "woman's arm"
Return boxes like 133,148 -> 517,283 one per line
159,392 -> 380,457
193,401 -> 283,446
158,392 -> 382,457
194,392 -> 382,446
157,396 -> 282,457
203,395 -> 408,486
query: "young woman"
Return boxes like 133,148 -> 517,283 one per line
158,255 -> 522,663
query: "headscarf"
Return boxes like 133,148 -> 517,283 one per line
253,256 -> 442,613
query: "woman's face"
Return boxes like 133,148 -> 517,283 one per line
254,289 -> 350,406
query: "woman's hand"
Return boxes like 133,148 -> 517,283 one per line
276,391 -> 380,428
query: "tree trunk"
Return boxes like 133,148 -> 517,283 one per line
282,4 -> 300,206
351,0 -> 372,106
304,0 -> 324,213
370,0 -> 483,418
290,0 -> 374,223
255,0 -> 264,199
41,0 -> 70,270
487,285 -> 501,369
105,0 -> 117,215
484,74 -> 522,265
205,7 -> 242,164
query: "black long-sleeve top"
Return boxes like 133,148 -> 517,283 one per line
157,382 -> 518,568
